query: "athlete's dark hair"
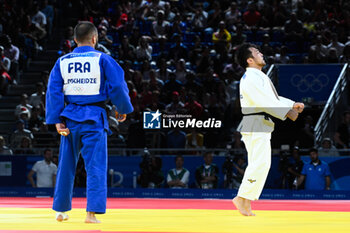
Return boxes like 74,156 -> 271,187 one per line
74,21 -> 98,43
309,148 -> 318,154
175,154 -> 184,161
235,43 -> 258,68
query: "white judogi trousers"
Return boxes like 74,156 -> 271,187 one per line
237,132 -> 271,200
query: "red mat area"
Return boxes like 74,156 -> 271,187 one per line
0,197 -> 350,212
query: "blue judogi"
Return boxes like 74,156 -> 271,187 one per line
46,46 -> 133,214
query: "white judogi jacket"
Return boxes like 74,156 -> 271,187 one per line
238,67 -> 294,133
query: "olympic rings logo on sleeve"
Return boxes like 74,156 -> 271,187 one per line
290,73 -> 329,93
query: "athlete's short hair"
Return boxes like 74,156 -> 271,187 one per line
235,43 -> 258,68
74,21 -> 98,43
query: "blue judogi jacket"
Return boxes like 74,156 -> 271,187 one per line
46,46 -> 133,126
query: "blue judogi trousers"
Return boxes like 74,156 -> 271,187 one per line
53,117 -> 107,214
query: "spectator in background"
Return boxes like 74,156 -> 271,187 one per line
223,155 -> 246,189
33,122 -> 56,147
212,21 -> 231,52
1,35 -> 19,84
225,2 -> 241,29
10,120 -> 34,149
60,26 -> 75,54
118,35 -> 135,61
165,91 -> 185,115
287,146 -> 304,189
14,136 -> 35,155
327,33 -> 344,57
0,136 -> 13,155
136,36 -> 152,61
168,34 -> 188,62
310,35 -> 328,63
243,3 -> 261,28
195,152 -> 219,189
27,148 -> 57,188
274,46 -> 290,64
186,129 -> 204,149
15,94 -> 33,119
152,10 -> 169,40
191,5 -> 208,32
318,138 -> 340,156
167,128 -> 186,149
334,111 -> 350,149
284,12 -> 303,50
18,107 -> 30,129
138,155 -> 164,188
29,82 -> 45,107
98,26 -> 113,49
339,44 -> 350,63
297,148 -> 331,190
0,45 -> 11,89
184,92 -> 203,118
297,115 -> 315,149
167,155 -> 190,188
31,2 -> 47,30
174,59 -> 188,84
41,0 -> 54,37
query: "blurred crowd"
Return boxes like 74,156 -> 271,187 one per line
0,0 -> 350,156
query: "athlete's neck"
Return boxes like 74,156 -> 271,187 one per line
77,43 -> 95,48
247,65 -> 263,70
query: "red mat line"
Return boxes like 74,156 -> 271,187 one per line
0,197 -> 350,212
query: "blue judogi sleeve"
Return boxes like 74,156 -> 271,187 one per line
102,55 -> 133,114
46,59 -> 64,124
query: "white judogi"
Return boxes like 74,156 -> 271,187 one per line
237,67 -> 294,200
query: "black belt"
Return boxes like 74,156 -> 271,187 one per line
243,112 -> 272,120
82,101 -> 106,109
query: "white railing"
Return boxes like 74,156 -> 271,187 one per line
314,63 -> 349,145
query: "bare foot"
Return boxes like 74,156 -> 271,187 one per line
245,200 -> 256,216
232,196 -> 250,216
85,212 -> 101,223
56,212 -> 69,222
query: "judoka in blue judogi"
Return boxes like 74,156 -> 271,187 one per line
46,22 -> 133,223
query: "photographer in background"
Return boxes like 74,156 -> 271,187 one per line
137,148 -> 164,188
287,146 -> 304,190
223,146 -> 246,189
278,145 -> 291,189
195,151 -> 219,189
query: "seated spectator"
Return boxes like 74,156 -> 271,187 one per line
15,94 -> 33,119
334,111 -> 350,148
191,5 -> 208,32
168,34 -> 188,61
231,24 -> 246,46
95,42 -> 111,55
29,82 -> 45,107
327,33 -> 344,57
151,10 -> 169,40
98,25 -> 113,49
174,59 -> 188,84
149,69 -> 164,91
136,36 -> 153,61
318,138 -> 340,157
14,136 -> 35,155
287,146 -> 304,189
10,120 -> 34,148
212,21 -> 231,51
0,45 -> 11,94
274,46 -> 290,64
310,35 -> 328,63
195,152 -> 219,189
186,129 -> 204,149
27,149 -> 57,188
138,154 -> 164,188
31,2 -> 47,30
0,136 -> 13,155
167,155 -> 190,188
1,35 -> 19,83
339,44 -> 350,63
284,12 -> 303,49
28,106 -> 44,131
118,35 -> 135,61
296,115 -> 315,149
167,128 -> 186,148
243,3 -> 261,27
297,148 -> 331,190
184,92 -> 203,119
327,47 -> 339,63
18,107 -> 30,129
33,122 -> 56,147
223,155 -> 246,189
60,26 -> 75,54
225,2 -> 241,29
165,91 -> 185,115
